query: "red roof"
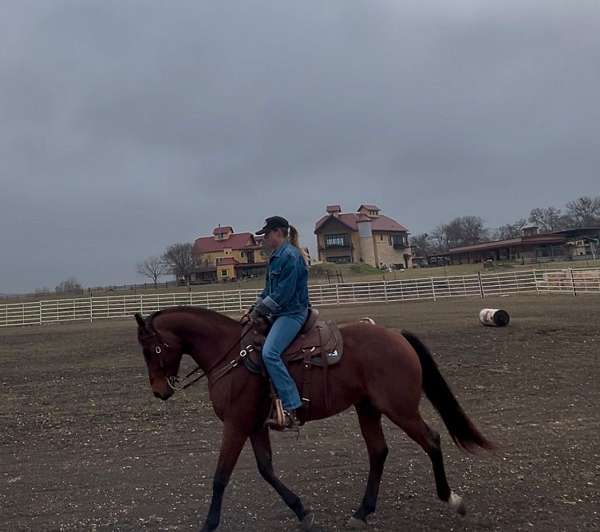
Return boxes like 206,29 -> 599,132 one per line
193,232 -> 257,254
314,213 -> 408,233
448,235 -> 567,254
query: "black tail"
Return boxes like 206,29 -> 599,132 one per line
402,330 -> 495,453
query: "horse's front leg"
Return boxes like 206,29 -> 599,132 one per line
250,427 -> 315,529
201,422 -> 247,532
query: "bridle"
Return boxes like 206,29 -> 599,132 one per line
144,317 -> 258,392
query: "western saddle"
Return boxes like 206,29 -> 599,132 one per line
240,308 -> 343,423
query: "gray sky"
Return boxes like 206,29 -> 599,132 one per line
1,1 -> 599,293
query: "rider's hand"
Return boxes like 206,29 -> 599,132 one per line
249,302 -> 270,323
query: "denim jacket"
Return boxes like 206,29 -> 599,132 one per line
259,241 -> 309,316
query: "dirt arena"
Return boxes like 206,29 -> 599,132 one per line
1,295 -> 598,531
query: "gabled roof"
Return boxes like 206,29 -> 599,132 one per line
358,204 -> 380,211
193,232 -> 257,254
314,213 -> 408,233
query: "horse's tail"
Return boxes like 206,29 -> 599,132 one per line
402,330 -> 495,453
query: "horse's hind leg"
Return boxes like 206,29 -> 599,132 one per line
348,400 -> 389,529
389,412 -> 466,516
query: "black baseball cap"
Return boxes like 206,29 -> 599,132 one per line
255,216 -> 290,235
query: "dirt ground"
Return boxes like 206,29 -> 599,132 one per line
1,295 -> 598,531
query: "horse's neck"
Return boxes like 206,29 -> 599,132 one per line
158,310 -> 240,369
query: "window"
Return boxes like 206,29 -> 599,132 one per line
221,270 -> 228,277
325,234 -> 349,248
392,234 -> 408,248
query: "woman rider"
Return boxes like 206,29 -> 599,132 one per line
249,216 -> 310,430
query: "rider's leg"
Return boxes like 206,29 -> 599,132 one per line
261,310 -> 308,412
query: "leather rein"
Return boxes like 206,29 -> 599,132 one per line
147,316 -> 258,392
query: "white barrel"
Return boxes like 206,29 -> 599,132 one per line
479,308 -> 510,327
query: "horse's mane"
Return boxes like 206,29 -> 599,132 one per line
147,306 -> 239,329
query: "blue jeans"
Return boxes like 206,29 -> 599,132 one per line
261,309 -> 308,411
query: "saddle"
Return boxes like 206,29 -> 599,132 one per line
240,309 -> 344,417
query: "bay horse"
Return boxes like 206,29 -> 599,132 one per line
134,306 -> 493,531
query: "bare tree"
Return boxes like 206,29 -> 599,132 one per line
162,243 -> 198,286
496,218 -> 527,240
564,196 -> 600,227
528,207 -> 564,232
458,216 -> 489,245
56,277 -> 83,294
137,256 -> 169,287
433,216 -> 489,250
431,225 -> 449,251
410,233 -> 435,257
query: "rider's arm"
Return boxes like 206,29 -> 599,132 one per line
261,254 -> 298,314
258,264 -> 269,301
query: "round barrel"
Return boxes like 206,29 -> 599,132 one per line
479,308 -> 510,327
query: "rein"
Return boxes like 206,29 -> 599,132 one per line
150,317 -> 256,393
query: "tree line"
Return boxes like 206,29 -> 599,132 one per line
410,195 -> 600,257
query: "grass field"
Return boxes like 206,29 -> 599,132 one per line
1,295 -> 598,530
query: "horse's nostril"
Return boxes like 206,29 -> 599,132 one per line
153,391 -> 162,399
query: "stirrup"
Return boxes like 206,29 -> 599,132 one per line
265,397 -> 286,430
265,399 -> 300,432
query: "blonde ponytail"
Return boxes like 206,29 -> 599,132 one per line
288,225 -> 309,265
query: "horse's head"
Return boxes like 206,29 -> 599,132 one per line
135,312 -> 183,400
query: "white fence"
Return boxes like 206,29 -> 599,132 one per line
1,268 -> 599,328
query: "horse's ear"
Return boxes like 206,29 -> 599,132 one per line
134,313 -> 146,330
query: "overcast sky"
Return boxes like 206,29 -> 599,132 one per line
1,1 -> 599,293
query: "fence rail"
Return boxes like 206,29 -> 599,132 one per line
2,268 -> 599,328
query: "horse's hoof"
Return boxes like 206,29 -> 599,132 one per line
301,511 -> 316,531
449,492 -> 467,516
347,517 -> 368,529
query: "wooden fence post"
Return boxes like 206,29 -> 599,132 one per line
477,272 -> 485,298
